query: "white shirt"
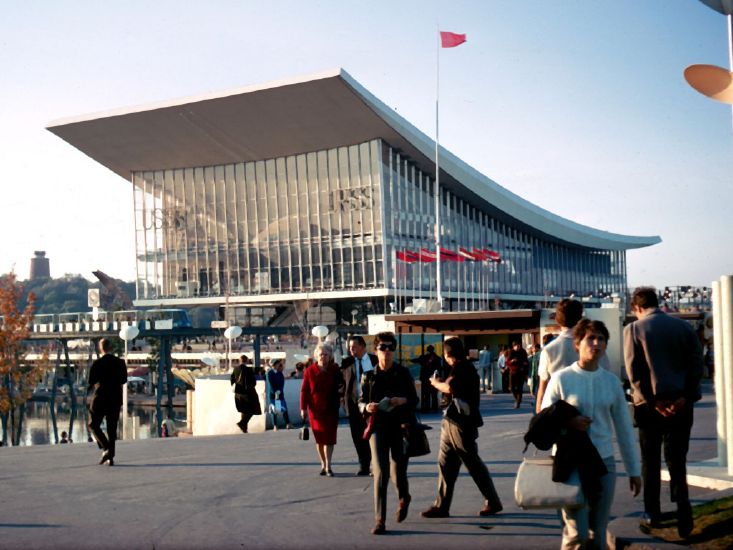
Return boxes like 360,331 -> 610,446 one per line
354,352 -> 375,399
538,327 -> 610,381
541,362 -> 640,476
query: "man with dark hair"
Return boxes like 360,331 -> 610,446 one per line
506,341 -> 529,408
536,299 -> 588,413
87,338 -> 127,466
341,335 -> 376,475
624,286 -> 704,538
422,337 -> 502,518
410,345 -> 441,412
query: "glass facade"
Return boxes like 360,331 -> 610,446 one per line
133,138 -> 627,310
134,140 -> 384,300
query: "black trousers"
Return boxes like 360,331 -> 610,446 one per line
635,403 -> 694,516
347,403 -> 371,471
420,382 -> 439,412
88,408 -> 120,458
509,372 -> 526,405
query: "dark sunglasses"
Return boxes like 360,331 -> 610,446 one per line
377,343 -> 396,352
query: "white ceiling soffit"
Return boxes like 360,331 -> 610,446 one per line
47,68 -> 660,251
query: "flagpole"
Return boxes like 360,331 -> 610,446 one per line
435,26 -> 443,312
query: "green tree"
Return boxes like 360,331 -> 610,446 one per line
0,272 -> 41,446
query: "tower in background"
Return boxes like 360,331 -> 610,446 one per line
30,251 -> 50,279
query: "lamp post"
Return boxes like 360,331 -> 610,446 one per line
224,325 -> 243,373
119,325 -> 140,440
684,0 -> 733,126
311,325 -> 329,343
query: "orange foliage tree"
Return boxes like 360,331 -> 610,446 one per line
0,272 -> 39,445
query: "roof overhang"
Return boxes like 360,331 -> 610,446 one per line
47,68 -> 660,251
387,310 -> 542,335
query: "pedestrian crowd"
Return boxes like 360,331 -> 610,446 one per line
82,286 -> 704,547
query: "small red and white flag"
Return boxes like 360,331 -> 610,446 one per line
440,31 -> 466,48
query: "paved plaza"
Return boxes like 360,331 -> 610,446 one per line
0,384 -> 719,549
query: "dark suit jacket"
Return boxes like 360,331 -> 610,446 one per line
624,308 -> 704,405
231,363 -> 262,415
340,353 -> 377,416
88,353 -> 127,413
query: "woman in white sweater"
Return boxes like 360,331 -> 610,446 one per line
541,319 -> 641,550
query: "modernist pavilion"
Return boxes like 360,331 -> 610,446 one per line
48,69 -> 660,329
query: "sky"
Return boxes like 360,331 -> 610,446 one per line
1,0 -> 731,288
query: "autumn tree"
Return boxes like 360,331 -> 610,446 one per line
0,272 -> 40,446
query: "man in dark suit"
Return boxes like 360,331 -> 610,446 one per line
340,335 -> 376,476
87,338 -> 127,466
230,355 -> 261,433
624,287 -> 704,538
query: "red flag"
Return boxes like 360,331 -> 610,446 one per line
419,248 -> 437,263
440,247 -> 465,262
440,31 -> 466,48
484,249 -> 501,263
471,247 -> 489,261
396,249 -> 419,263
458,247 -> 480,261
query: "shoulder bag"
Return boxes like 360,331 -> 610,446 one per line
514,456 -> 585,510
402,422 -> 431,457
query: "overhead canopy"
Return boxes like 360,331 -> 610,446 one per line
47,68 -> 660,251
387,310 -> 542,335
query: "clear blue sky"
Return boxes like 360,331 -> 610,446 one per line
1,0 -> 731,287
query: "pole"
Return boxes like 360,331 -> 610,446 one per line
123,339 -> 128,440
712,280 -> 727,466
435,26 -> 443,312
720,275 -> 733,475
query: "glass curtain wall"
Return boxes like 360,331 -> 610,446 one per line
380,143 -> 627,310
133,140 -> 384,299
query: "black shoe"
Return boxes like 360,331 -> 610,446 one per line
640,512 -> 661,530
421,506 -> 449,518
371,522 -> 385,535
356,469 -> 370,476
99,451 -> 110,465
326,469 -> 334,477
396,496 -> 411,523
677,504 -> 693,539
106,458 -> 114,467
319,468 -> 326,476
236,421 -> 248,433
478,502 -> 503,516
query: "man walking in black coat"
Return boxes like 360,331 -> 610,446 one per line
87,338 -> 127,466
340,335 -> 376,476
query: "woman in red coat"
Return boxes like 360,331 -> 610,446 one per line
300,343 -> 342,476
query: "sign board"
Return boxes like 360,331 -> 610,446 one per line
88,289 -> 100,308
211,320 -> 228,329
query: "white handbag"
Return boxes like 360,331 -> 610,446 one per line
514,457 -> 585,510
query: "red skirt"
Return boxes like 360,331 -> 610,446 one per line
308,408 -> 338,445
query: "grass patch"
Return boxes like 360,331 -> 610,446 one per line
643,496 -> 733,549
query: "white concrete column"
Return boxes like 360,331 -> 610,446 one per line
718,275 -> 733,474
712,280 -> 727,466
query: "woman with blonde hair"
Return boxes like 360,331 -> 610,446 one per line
300,343 -> 342,476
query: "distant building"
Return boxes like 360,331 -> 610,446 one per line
47,69 -> 660,327
30,251 -> 50,280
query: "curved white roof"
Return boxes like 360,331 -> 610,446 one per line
47,68 -> 660,251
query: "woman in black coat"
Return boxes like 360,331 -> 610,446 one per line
230,355 -> 262,433
359,331 -> 419,535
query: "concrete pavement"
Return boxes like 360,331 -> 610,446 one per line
0,384 -> 719,549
